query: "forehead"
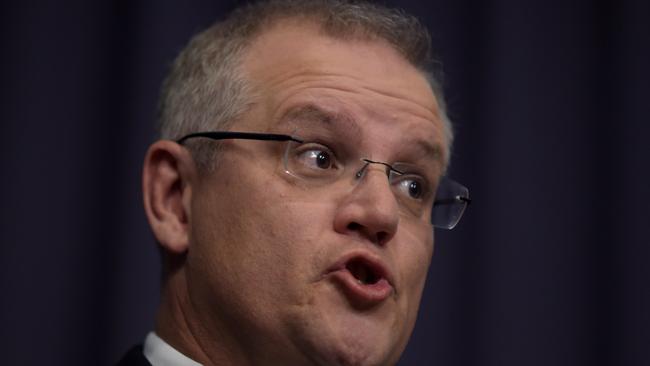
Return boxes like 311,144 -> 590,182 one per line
239,20 -> 448,162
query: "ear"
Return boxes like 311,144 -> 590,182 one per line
142,140 -> 196,254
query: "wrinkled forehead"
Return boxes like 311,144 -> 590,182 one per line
239,20 -> 449,167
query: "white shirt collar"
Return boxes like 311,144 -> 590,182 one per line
143,332 -> 203,366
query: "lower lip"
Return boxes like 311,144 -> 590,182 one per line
328,269 -> 393,306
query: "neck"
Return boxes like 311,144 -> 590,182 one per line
155,269 -> 237,366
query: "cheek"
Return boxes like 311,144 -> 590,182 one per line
397,223 -> 433,277
395,227 -> 433,322
187,166 -> 336,307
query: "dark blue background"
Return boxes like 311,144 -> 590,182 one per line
1,0 -> 648,365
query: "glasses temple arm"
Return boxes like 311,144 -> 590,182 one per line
176,132 -> 303,144
434,196 -> 472,206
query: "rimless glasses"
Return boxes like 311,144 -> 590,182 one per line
176,131 -> 470,230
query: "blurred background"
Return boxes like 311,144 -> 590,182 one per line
1,0 -> 648,365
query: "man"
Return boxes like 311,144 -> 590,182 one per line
119,0 -> 470,365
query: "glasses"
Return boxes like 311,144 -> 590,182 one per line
177,131 -> 471,229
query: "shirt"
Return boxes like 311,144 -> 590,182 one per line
143,332 -> 202,366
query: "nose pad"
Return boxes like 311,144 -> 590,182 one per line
354,159 -> 391,181
351,159 -> 399,210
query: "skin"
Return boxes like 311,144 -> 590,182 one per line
143,20 -> 448,366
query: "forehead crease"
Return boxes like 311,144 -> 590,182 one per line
360,84 -> 439,122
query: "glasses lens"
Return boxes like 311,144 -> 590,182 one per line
285,137 -> 470,230
431,177 -> 469,229
283,139 -> 345,183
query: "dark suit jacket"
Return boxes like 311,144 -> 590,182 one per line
116,345 -> 152,366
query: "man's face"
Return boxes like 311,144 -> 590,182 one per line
185,21 -> 448,365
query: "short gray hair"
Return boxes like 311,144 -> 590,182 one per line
158,0 -> 452,170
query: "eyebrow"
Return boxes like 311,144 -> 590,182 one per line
279,104 -> 362,139
411,139 -> 446,166
279,103 -> 447,169
407,139 -> 448,175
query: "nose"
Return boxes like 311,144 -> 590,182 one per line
332,164 -> 400,246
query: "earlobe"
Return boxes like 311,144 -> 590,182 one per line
142,140 -> 196,254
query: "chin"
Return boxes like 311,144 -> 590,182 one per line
324,333 -> 399,366
288,302 -> 407,366
280,278 -> 414,366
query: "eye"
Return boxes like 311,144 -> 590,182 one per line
394,175 -> 429,200
407,180 -> 422,198
295,144 -> 337,170
314,150 -> 332,169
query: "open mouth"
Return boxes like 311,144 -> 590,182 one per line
346,257 -> 381,285
326,253 -> 394,306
